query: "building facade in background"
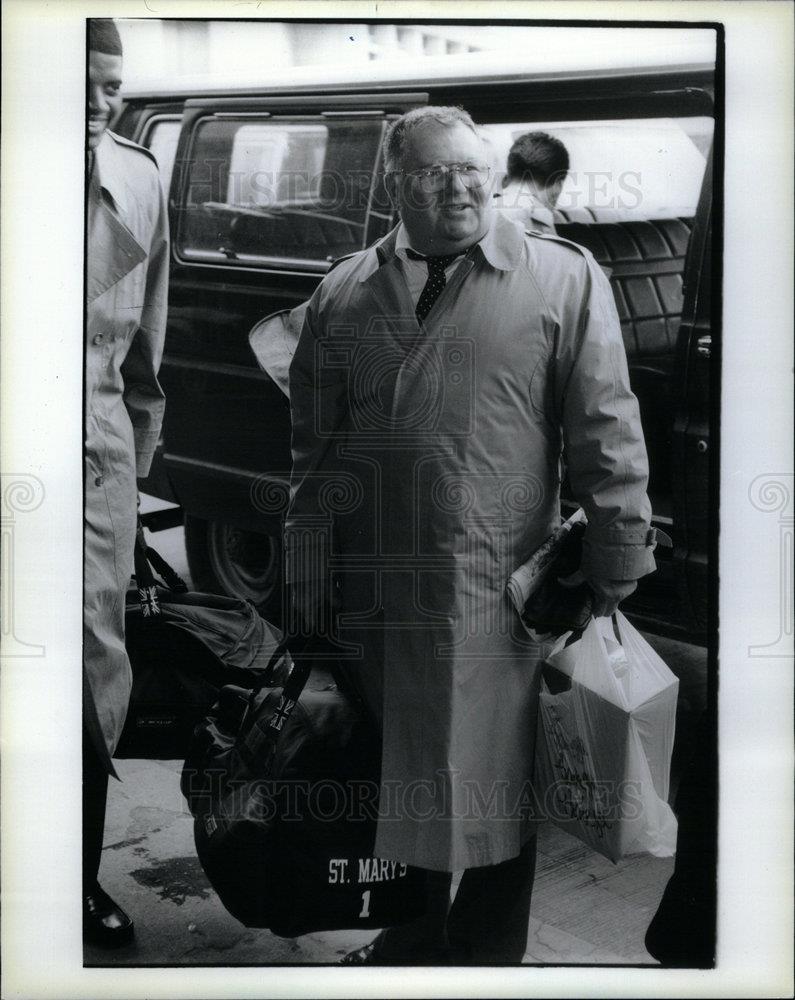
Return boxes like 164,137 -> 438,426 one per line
119,21 -> 486,83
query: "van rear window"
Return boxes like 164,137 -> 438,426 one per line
481,116 -> 713,219
177,116 -> 388,268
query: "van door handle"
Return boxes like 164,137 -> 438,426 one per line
696,334 -> 711,358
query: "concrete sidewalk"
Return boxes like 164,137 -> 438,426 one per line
85,510 -> 706,967
87,754 -> 678,966
86,625 -> 705,968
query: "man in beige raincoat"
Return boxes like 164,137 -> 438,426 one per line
287,106 -> 655,963
84,19 -> 168,946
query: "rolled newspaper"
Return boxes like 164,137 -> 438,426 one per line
506,507 -> 587,616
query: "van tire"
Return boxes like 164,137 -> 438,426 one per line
184,515 -> 284,627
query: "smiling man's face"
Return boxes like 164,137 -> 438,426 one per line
389,121 -> 493,255
87,50 -> 123,151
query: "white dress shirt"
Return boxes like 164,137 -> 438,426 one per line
394,223 -> 467,308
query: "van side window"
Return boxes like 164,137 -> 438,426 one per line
141,117 -> 182,198
178,116 -> 388,267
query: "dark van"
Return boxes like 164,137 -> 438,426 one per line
114,58 -> 718,643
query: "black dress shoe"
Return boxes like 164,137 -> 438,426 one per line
339,939 -> 462,966
340,940 -> 386,965
83,883 -> 134,947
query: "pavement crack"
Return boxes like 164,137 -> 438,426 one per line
182,934 -> 251,955
104,835 -> 148,851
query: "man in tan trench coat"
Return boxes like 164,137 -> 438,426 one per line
84,19 -> 168,946
287,106 -> 656,963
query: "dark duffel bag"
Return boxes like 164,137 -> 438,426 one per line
180,636 -> 428,937
116,526 -> 279,760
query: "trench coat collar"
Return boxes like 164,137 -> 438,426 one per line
364,210 -> 524,281
93,130 -> 129,214
472,211 -> 525,271
87,131 -> 147,304
357,225 -> 415,332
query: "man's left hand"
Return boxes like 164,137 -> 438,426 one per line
586,577 -> 637,618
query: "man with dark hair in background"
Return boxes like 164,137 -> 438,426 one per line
84,18 -> 169,946
496,130 -> 570,235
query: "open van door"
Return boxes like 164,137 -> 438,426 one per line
145,90 -> 426,624
671,145 -> 718,640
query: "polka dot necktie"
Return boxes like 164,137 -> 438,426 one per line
407,249 -> 463,323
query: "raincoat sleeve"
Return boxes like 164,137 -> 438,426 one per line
555,255 -> 657,582
284,291 -> 347,585
120,173 -> 169,478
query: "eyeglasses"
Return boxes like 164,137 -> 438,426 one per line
394,163 -> 491,193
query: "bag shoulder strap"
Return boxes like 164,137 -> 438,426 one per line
235,636 -> 312,769
133,519 -> 189,619
230,361 -> 357,763
234,635 -> 371,770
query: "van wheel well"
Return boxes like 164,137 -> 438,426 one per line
184,515 -> 284,628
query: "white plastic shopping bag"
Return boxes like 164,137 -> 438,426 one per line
534,612 -> 679,862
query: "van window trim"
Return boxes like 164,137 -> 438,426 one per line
181,92 -> 428,112
174,111 -> 391,273
139,112 -> 183,149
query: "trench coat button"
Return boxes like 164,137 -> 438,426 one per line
95,475 -> 104,487
92,334 -> 104,346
